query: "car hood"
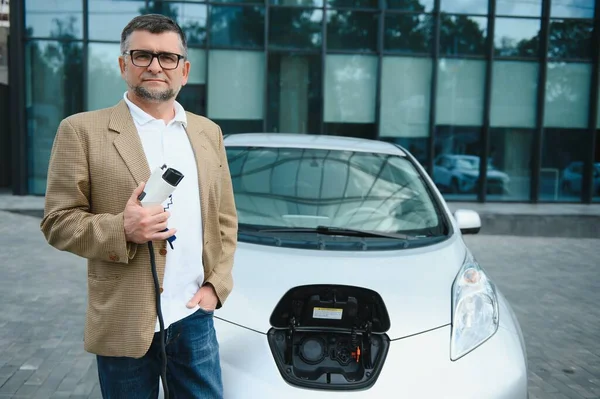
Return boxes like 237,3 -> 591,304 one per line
216,234 -> 467,340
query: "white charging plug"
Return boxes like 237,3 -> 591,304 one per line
138,166 -> 184,207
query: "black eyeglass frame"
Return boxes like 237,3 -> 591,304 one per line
123,49 -> 186,70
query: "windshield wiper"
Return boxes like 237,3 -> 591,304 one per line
254,225 -> 412,240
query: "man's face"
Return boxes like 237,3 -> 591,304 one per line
119,30 -> 190,103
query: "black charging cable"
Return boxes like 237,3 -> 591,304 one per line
136,166 -> 184,399
148,241 -> 169,399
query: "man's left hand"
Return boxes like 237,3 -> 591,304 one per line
187,284 -> 218,311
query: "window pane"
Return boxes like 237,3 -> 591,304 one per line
441,0 -> 487,14
89,0 -> 145,42
324,54 -> 377,124
559,157 -> 600,201
548,20 -> 593,60
326,11 -> 378,51
433,127 -> 481,201
26,0 -> 83,39
212,119 -> 263,134
324,122 -> 377,139
598,65 -> 600,128
267,54 -> 322,133
176,49 -> 207,115
87,44 -> 127,111
208,50 -> 264,121
540,129 -> 588,201
551,0 -> 594,19
270,0 -> 323,6
386,0 -> 433,12
177,84 -> 206,117
381,137 -> 430,168
209,6 -> 265,48
140,1 -> 206,43
594,131 -> 600,201
155,2 -> 207,46
214,0 -> 263,4
436,59 -> 485,126
494,18 -> 540,57
440,15 -> 487,56
491,61 -> 538,128
384,13 -> 433,54
380,57 -> 431,139
25,41 -> 84,194
496,0 -> 541,17
186,48 -> 207,85
269,8 -> 323,50
488,129 -> 534,201
544,62 -> 591,129
328,0 -> 377,8
0,28 -> 6,84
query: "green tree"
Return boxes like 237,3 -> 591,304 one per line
439,14 -> 486,56
269,8 -> 322,49
546,20 -> 593,59
383,0 -> 427,12
497,19 -> 592,59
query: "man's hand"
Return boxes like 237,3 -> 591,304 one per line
187,284 -> 218,312
124,182 -> 176,244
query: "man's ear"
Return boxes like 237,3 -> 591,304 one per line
181,59 -> 191,86
119,56 -> 126,77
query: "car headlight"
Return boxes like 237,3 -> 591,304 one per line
450,251 -> 499,361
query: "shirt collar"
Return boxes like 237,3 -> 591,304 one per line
123,92 -> 187,128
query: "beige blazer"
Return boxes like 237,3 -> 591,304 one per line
40,100 -> 238,358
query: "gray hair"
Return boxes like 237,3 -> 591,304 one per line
120,14 -> 187,57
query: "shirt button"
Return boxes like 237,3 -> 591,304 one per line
159,249 -> 167,256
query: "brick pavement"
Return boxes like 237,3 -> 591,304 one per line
464,235 -> 600,399
0,209 -> 599,398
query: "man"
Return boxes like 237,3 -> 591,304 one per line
40,14 -> 237,398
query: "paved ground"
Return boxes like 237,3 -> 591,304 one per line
0,209 -> 599,398
463,234 -> 600,399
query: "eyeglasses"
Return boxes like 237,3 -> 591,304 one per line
123,49 -> 185,70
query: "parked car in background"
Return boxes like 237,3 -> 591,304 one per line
561,161 -> 600,195
433,154 -> 510,195
211,133 -> 528,398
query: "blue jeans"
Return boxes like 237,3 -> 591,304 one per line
96,308 -> 223,399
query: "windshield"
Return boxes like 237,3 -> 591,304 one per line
226,146 -> 448,241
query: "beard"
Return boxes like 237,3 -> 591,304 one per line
129,83 -> 178,103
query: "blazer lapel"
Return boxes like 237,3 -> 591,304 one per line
110,100 -> 151,185
183,116 -> 211,236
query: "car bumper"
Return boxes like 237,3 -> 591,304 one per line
214,319 -> 527,399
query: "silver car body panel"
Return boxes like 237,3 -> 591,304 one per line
217,236 -> 466,340
216,133 -> 528,398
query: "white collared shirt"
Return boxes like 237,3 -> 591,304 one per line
123,92 -> 204,332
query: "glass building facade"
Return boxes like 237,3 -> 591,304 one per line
6,0 -> 600,203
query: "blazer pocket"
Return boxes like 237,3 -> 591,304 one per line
88,273 -> 122,282
87,274 -> 124,312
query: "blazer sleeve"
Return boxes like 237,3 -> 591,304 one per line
204,126 -> 238,308
40,118 -> 136,264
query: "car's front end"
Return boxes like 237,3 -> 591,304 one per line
216,302 -> 527,399
216,134 -> 528,398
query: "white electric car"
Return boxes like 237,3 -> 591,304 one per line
214,133 -> 528,399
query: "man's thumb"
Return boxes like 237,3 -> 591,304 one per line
130,182 -> 146,202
